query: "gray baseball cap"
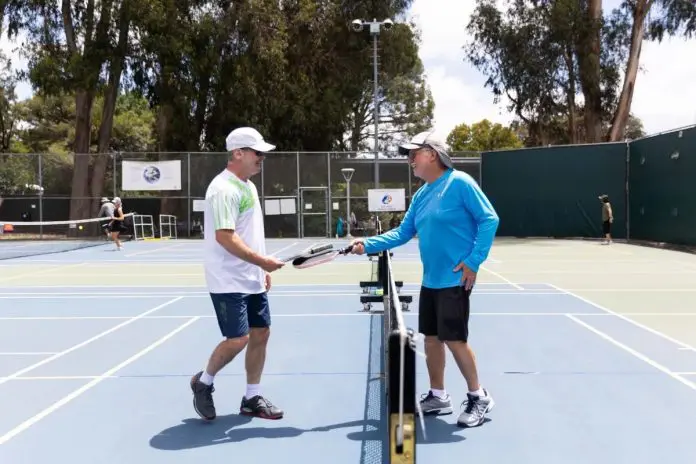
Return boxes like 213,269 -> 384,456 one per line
397,130 -> 453,169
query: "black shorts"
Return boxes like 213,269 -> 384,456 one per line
602,220 -> 611,235
418,285 -> 471,342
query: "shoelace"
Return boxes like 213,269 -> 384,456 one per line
463,395 -> 486,415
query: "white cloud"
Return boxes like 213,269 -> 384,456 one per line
408,0 -> 696,137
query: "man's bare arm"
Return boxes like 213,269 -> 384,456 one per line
215,229 -> 283,272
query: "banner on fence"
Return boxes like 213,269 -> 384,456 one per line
122,160 -> 182,191
368,188 -> 406,212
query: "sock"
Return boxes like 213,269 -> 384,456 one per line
468,387 -> 485,397
431,388 -> 447,399
199,370 -> 214,386
246,384 -> 261,399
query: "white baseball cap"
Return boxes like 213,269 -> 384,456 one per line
397,130 -> 453,169
225,127 -> 276,152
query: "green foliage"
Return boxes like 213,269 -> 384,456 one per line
447,119 -> 523,152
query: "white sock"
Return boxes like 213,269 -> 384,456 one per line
246,384 -> 261,399
199,370 -> 214,386
431,388 -> 447,399
469,387 -> 485,397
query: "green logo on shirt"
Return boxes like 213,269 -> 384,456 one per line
229,178 -> 255,213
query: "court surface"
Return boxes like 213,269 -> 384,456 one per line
1,236 -> 696,463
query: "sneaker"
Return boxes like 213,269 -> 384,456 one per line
418,391 -> 453,416
240,395 -> 284,420
457,389 -> 495,427
190,371 -> 216,420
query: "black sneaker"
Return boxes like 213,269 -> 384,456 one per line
190,371 -> 216,420
240,395 -> 284,420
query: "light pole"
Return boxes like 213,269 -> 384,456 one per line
341,168 -> 355,238
351,18 -> 393,189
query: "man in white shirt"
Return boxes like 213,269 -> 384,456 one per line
191,127 -> 285,421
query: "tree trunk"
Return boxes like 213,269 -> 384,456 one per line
91,0 -> 131,214
575,0 -> 603,143
563,46 -> 577,144
69,89 -> 95,221
608,0 -> 652,141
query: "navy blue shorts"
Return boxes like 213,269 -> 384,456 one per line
209,292 -> 271,339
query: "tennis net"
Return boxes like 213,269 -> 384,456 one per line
0,213 -> 134,260
380,247 -> 417,463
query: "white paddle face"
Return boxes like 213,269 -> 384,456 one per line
293,251 -> 340,269
291,245 -> 354,269
282,243 -> 334,263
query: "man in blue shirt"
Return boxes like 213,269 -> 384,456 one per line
350,130 -> 499,428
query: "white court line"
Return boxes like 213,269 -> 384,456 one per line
0,352 -> 57,355
566,315 -> 696,391
5,311 -> 696,322
0,297 -> 183,387
124,242 -> 188,257
0,316 -> 200,445
0,311 -> 624,321
479,265 -> 523,290
0,262 -> 88,283
0,291 -> 562,300
269,242 -> 300,257
549,283 -> 696,353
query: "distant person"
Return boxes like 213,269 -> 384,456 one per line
98,197 -> 114,239
599,194 -> 613,244
350,129 -> 499,428
108,197 -> 127,250
190,126 -> 285,422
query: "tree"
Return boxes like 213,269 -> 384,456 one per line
608,0 -> 696,141
4,0 -> 135,219
464,0 -> 631,145
447,119 -> 523,152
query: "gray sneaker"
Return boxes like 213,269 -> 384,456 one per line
418,391 -> 454,415
190,371 -> 216,420
457,389 -> 494,427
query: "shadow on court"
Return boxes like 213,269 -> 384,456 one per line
149,414 -> 379,450
149,414 -> 468,452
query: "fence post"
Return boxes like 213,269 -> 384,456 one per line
38,153 -> 43,238
187,152 -> 191,238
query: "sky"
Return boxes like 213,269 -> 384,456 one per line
407,0 -> 696,138
2,2 -> 695,141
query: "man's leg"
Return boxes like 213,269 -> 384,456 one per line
418,286 -> 453,415
437,286 -> 494,428
240,292 -> 283,419
191,293 -> 250,421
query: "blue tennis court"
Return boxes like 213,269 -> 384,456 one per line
1,238 -> 696,463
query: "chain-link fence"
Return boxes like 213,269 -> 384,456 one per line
2,123 -> 694,245
0,151 -> 480,239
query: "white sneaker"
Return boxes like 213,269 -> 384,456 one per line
457,389 -> 495,427
418,391 -> 453,415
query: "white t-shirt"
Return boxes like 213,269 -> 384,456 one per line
203,169 -> 267,294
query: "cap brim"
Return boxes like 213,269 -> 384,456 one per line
398,143 -> 421,156
250,141 -> 276,152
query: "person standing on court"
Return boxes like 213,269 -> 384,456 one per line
190,127 -> 286,421
349,129 -> 499,428
598,194 -> 613,244
97,197 -> 114,239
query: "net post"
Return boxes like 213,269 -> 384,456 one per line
387,329 -> 417,463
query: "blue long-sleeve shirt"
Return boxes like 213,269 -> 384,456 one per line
364,169 -> 499,289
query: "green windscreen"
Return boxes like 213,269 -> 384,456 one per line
628,126 -> 696,245
481,144 -> 627,239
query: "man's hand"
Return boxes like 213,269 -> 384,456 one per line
265,272 -> 272,291
260,256 -> 285,273
350,239 -> 366,255
453,262 -> 477,291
